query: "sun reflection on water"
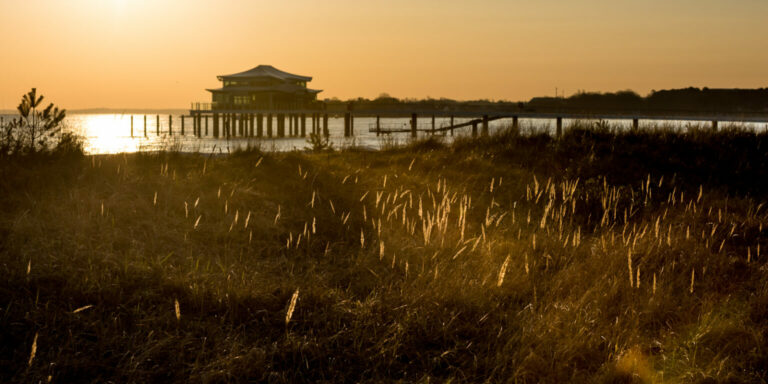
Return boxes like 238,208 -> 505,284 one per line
69,114 -> 140,154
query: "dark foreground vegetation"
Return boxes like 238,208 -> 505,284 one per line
2,125 -> 768,383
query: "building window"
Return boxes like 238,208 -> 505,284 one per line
234,96 -> 249,105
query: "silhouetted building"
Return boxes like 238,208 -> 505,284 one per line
207,65 -> 322,110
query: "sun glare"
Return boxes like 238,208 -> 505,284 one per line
72,114 -> 139,154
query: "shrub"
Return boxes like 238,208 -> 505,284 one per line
0,88 -> 74,156
306,133 -> 333,152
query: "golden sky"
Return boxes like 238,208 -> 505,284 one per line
1,0 -> 767,109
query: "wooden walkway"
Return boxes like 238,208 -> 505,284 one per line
165,105 -> 768,139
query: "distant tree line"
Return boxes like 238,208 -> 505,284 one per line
527,88 -> 768,115
322,93 -> 525,113
322,88 -> 768,115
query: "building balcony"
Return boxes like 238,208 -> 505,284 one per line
190,101 -> 326,112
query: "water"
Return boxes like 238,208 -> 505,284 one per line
1,113 -> 766,155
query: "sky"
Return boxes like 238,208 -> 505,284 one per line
1,0 -> 767,110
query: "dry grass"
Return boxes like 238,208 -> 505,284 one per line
1,126 -> 767,382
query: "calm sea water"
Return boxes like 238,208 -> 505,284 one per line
1,113 -> 766,155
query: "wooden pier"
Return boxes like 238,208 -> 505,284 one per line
122,107 -> 768,140
183,104 -> 768,139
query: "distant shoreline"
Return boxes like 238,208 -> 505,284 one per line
0,108 -> 189,115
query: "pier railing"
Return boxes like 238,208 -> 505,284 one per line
190,101 -> 326,112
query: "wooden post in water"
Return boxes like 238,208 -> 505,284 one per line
512,116 -> 519,135
431,115 -> 436,135
169,115 -> 173,136
130,115 -> 134,137
250,114 -> 255,137
156,115 -> 160,136
300,114 -> 306,137
450,116 -> 454,136
144,115 -> 147,137
411,113 -> 418,138
279,114 -> 285,137
213,113 -> 219,138
632,118 -> 639,131
181,115 -> 185,136
350,113 -> 354,136
311,114 -> 316,135
376,116 -> 381,137
343,113 -> 349,137
204,115 -> 209,137
257,114 -> 263,137
472,121 -> 478,137
267,114 -> 273,137
482,115 -> 489,136
323,114 -> 329,137
712,120 -> 718,131
556,117 -> 563,137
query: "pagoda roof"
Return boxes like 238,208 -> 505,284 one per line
217,65 -> 312,82
206,84 -> 322,94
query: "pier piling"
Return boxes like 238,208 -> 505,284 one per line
556,117 -> 563,137
213,113 -> 219,138
431,115 -> 436,135
343,113 -> 349,137
411,113 -> 418,138
512,116 -> 519,135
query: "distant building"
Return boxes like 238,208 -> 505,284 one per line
207,65 -> 322,110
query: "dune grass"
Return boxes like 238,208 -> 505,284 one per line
1,125 -> 767,383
